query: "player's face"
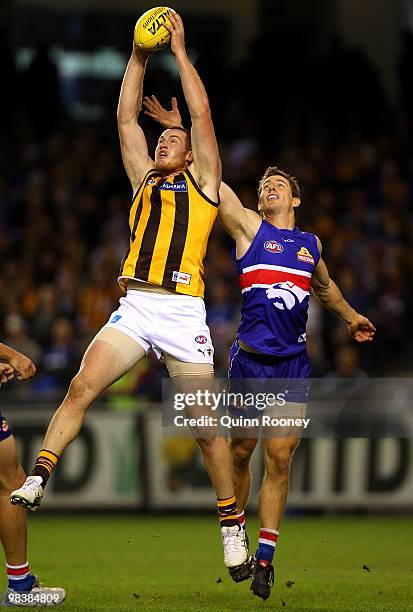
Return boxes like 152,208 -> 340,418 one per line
258,175 -> 299,216
154,130 -> 192,173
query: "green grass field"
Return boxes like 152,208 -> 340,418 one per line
2,515 -> 412,611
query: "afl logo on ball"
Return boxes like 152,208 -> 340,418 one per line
264,240 -> 284,254
195,335 -> 207,344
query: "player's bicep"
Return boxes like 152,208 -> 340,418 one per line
189,115 -> 221,200
218,182 -> 259,239
311,257 -> 330,291
118,119 -> 154,191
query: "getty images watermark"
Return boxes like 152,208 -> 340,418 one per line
172,389 -> 310,430
162,378 -> 413,438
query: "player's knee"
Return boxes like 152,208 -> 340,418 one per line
231,439 -> 256,468
67,372 -> 96,403
265,447 -> 293,479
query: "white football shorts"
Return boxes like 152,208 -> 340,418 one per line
103,287 -> 214,365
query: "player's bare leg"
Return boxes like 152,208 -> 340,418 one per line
251,431 -> 301,601
230,437 -> 258,512
228,436 -> 258,582
260,435 -> 300,530
0,437 -> 27,564
0,436 -> 65,604
166,357 -> 248,574
10,329 -> 145,510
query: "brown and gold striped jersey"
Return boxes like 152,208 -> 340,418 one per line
119,168 -> 219,298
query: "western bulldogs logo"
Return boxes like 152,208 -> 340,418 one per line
297,246 -> 315,264
264,240 -> 284,254
195,335 -> 207,344
266,281 -> 308,311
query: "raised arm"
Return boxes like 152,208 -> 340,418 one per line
219,182 -> 262,257
311,239 -> 376,342
117,46 -> 154,193
165,13 -> 221,201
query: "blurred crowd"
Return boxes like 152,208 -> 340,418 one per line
1,26 -> 413,405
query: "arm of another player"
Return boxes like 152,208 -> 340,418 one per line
0,342 -> 37,380
219,182 -> 262,243
143,95 -> 183,129
142,99 -> 262,246
311,239 -> 376,342
165,13 -> 221,201
117,45 -> 155,193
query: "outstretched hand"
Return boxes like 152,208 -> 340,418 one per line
143,95 -> 183,128
164,11 -> 186,56
348,314 -> 376,342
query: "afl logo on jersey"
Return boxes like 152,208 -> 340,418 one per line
195,335 -> 208,344
264,240 -> 284,254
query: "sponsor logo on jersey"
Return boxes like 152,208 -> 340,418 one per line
298,333 -> 307,343
172,271 -> 192,285
297,246 -> 315,264
1,418 -> 9,432
158,180 -> 188,192
264,240 -> 284,254
282,238 -> 295,242
146,178 -> 156,186
109,314 -> 122,324
266,281 -> 309,311
195,335 -> 208,344
198,347 -> 213,357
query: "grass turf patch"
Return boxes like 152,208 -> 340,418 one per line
1,515 -> 412,611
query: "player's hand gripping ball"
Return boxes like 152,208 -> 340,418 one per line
134,7 -> 175,52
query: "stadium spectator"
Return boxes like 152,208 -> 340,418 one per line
2,38 -> 413,396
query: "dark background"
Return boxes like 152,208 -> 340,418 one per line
1,0 -> 413,405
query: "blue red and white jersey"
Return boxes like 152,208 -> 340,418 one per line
233,220 -> 320,356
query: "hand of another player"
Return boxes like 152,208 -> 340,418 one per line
143,96 -> 183,128
164,12 -> 186,56
0,363 -> 14,385
7,351 -> 37,380
348,314 -> 376,342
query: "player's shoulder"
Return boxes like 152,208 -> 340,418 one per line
295,228 -> 322,257
132,166 -> 158,198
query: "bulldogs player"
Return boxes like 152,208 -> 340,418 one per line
219,168 -> 375,600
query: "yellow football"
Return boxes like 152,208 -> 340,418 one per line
134,6 -> 175,52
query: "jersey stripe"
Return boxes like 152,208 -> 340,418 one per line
241,263 -> 312,277
134,185 -> 162,281
148,181 -> 177,285
162,174 -> 190,289
122,189 -> 152,279
240,269 -> 312,292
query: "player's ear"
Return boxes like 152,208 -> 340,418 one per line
185,150 -> 193,164
293,197 -> 301,210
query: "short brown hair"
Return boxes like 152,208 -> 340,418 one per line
258,166 -> 301,199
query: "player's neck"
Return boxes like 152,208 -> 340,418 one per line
264,211 -> 295,231
157,164 -> 188,179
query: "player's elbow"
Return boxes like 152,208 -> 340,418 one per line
191,104 -> 211,121
117,107 -> 137,126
